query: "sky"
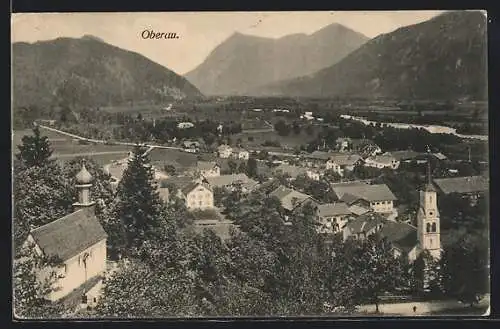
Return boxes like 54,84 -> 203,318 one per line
11,11 -> 446,75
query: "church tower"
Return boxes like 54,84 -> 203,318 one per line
73,163 -> 96,212
417,151 -> 441,260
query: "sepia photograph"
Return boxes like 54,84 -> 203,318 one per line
11,10 -> 489,319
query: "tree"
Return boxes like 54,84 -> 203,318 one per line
246,157 -> 258,178
331,236 -> 407,313
274,120 -> 291,136
94,260 -> 200,318
16,125 -> 53,168
440,232 -> 489,307
227,160 -> 238,174
13,161 -> 74,253
164,165 -> 177,176
111,145 -> 171,256
13,243 -> 66,319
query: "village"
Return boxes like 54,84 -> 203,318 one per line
13,113 -> 490,317
12,10 -> 490,319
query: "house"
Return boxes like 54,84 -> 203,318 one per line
23,164 -> 107,306
231,147 -> 250,160
343,212 -> 386,241
335,137 -> 352,152
183,141 -> 200,153
387,150 -> 422,163
351,139 -> 382,157
332,182 -> 397,215
197,161 -> 220,178
325,154 -> 363,176
160,176 -> 214,210
217,144 -> 233,158
343,166 -> 443,265
300,111 -> 314,120
269,186 -> 317,223
105,158 -> 168,190
273,163 -> 321,181
204,173 -> 259,193
433,175 -> 488,205
177,122 -> 195,129
317,202 -> 352,234
342,213 -> 419,262
364,154 -> 400,169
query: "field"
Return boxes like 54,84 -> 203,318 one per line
234,130 -> 318,150
13,129 -> 133,166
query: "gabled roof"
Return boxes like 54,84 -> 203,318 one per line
433,176 -> 488,195
205,173 -> 258,190
386,150 -> 421,161
379,221 -> 418,254
345,212 -> 386,234
217,144 -> 232,151
348,204 -> 371,216
270,186 -> 312,211
197,161 -> 219,171
30,209 -> 107,261
333,183 -> 397,202
365,155 -> 397,165
317,202 -> 352,217
160,176 -> 195,189
181,181 -> 212,196
328,154 -> 363,166
305,151 -> 333,160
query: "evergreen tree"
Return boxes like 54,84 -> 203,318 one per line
16,125 -> 53,168
246,157 -> 258,178
112,145 -> 172,255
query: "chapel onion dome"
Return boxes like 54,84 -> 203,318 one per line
76,164 -> 93,184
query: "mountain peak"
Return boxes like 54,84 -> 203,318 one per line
81,34 -> 106,43
185,23 -> 368,96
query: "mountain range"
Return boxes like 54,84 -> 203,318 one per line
12,36 -> 202,109
184,23 -> 369,96
254,11 -> 487,100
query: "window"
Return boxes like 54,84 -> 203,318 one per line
432,222 -> 437,232
426,223 -> 431,233
429,211 -> 433,216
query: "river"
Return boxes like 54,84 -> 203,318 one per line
340,115 -> 488,141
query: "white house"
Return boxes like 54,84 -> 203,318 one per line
217,145 -> 233,158
273,163 -> 321,181
160,177 -> 214,210
325,154 -> 363,177
317,202 -> 352,234
332,182 -> 397,215
197,161 -> 221,178
364,154 -> 400,169
231,147 -> 250,160
177,122 -> 195,129
23,165 -> 108,306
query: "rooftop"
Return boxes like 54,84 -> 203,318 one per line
365,154 -> 397,165
205,173 -> 258,190
333,183 -> 397,202
433,175 -> 489,195
345,212 -> 386,234
317,202 -> 352,217
270,186 -> 312,211
30,209 -> 107,261
197,161 -> 219,171
379,221 -> 418,254
386,150 -> 422,161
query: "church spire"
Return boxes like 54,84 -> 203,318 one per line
73,161 -> 96,211
424,145 -> 435,192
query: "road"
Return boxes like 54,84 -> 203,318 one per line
38,124 -> 184,151
51,151 -> 131,159
356,295 -> 490,316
